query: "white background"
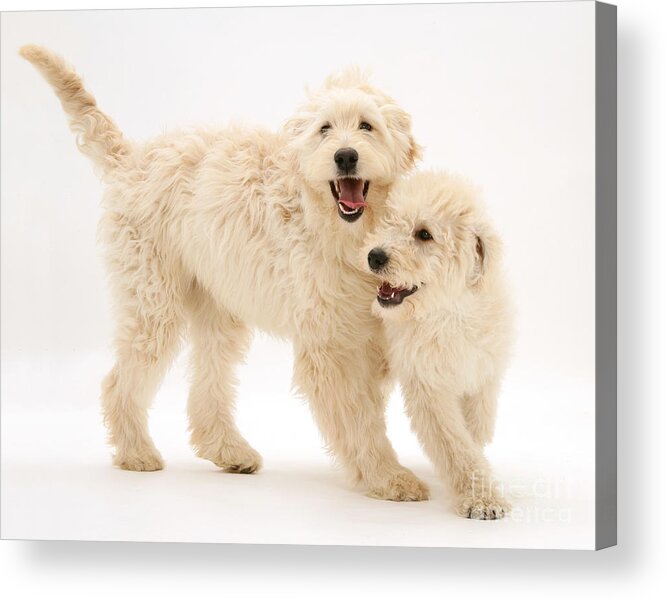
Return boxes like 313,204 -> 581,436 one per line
0,0 -> 664,597
2,0 -> 596,547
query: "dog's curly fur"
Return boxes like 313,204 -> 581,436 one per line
364,171 -> 513,518
20,44 -> 429,501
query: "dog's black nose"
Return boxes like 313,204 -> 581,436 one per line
334,147 -> 359,174
368,248 -> 389,271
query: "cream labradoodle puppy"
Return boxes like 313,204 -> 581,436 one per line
364,171 -> 513,518
21,45 -> 428,501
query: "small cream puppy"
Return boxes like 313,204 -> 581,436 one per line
364,171 -> 513,519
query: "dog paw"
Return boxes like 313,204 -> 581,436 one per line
368,470 -> 430,502
201,444 -> 263,474
457,492 -> 510,520
115,450 -> 164,472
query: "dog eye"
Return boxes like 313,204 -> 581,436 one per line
320,123 -> 331,135
359,121 -> 372,131
415,229 -> 433,241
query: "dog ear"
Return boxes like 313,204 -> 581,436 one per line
283,111 -> 313,140
469,225 -> 500,287
381,103 -> 422,172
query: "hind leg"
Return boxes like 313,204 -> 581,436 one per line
102,289 -> 184,472
99,212 -> 186,471
186,285 -> 262,473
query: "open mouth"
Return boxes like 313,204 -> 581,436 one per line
329,178 -> 370,223
376,282 -> 418,307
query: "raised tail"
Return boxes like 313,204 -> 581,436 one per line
19,44 -> 130,173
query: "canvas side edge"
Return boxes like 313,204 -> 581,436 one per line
594,0 -> 617,551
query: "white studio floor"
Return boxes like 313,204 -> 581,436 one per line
1,343 -> 596,550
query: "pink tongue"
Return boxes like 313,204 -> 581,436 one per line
338,179 -> 367,209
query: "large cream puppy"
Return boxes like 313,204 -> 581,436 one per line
364,171 -> 513,518
21,45 -> 428,502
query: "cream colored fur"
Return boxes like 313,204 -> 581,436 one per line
20,45 -> 429,501
364,171 -> 514,518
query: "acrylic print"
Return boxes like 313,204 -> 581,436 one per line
0,2 -> 616,549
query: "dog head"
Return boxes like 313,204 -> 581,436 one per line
284,68 -> 421,227
363,171 -> 502,321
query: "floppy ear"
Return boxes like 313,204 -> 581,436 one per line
381,103 -> 422,172
469,226 -> 501,287
283,110 -> 313,140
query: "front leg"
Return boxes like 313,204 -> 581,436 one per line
293,340 -> 429,501
403,380 -> 510,519
462,378 -> 500,447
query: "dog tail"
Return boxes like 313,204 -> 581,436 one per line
19,44 -> 130,173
